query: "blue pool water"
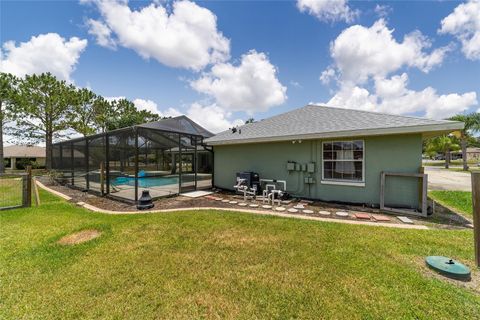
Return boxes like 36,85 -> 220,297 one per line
114,176 -> 179,188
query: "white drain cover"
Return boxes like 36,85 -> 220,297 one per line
335,211 -> 349,217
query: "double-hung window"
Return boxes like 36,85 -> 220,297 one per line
322,140 -> 364,183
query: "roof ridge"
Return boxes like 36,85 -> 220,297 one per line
307,104 -> 457,123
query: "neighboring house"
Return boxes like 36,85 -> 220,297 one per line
205,105 -> 463,210
466,148 -> 480,161
3,145 -> 46,169
451,147 -> 480,161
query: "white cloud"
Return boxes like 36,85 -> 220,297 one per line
83,0 -> 230,71
325,73 -> 478,119
374,4 -> 391,19
319,67 -> 336,84
0,33 -> 87,82
318,19 -> 476,119
328,19 -> 452,84
439,0 -> 480,60
185,103 -> 243,133
191,50 -> 287,114
86,19 -> 116,49
297,0 -> 358,23
132,99 -> 242,132
133,98 -> 182,117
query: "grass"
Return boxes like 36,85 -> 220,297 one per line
429,190 -> 473,218
448,167 -> 480,173
0,177 -> 23,208
423,160 -> 479,167
1,190 -> 479,319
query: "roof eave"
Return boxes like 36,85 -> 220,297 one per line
205,122 -> 464,146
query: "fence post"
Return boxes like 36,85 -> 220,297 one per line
23,166 -> 32,208
100,161 -> 105,195
472,172 -> 480,268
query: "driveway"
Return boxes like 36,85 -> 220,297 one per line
424,166 -> 471,191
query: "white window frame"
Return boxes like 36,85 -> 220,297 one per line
321,140 -> 365,187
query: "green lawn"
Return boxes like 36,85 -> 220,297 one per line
0,177 -> 23,208
448,167 -> 480,173
1,190 -> 479,319
429,190 -> 473,218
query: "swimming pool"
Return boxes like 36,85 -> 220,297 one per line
113,176 -> 179,188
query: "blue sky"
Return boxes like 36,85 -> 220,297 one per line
1,0 -> 479,133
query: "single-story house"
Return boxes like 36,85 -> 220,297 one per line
3,145 -> 46,169
205,105 -> 463,210
451,147 -> 480,161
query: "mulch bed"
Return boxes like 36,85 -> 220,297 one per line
39,177 -> 471,229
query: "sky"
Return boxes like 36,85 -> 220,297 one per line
1,0 -> 479,135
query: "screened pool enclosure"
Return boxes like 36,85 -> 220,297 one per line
51,116 -> 214,202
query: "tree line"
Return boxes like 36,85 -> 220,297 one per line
0,72 -> 162,172
424,113 -> 480,171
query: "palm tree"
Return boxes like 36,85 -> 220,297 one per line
426,136 -> 460,169
449,112 -> 480,171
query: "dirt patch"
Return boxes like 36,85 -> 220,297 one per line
58,229 -> 102,245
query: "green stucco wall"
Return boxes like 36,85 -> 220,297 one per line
212,134 -> 423,208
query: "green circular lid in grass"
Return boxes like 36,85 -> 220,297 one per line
425,256 -> 471,281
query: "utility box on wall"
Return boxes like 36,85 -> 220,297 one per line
304,177 -> 315,184
287,162 -> 295,171
307,162 -> 315,173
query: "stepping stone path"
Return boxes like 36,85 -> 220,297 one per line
294,205 -> 305,209
204,196 -> 216,200
335,211 -> 349,217
303,209 -> 314,214
397,216 -> 414,224
238,203 -> 248,207
214,198 -> 223,201
287,208 -> 298,213
353,213 -> 371,220
275,207 -> 286,212
371,214 -> 391,222
281,200 -> 293,204
229,201 -> 238,204
262,205 -> 272,209
221,199 -> 230,203
249,204 -> 259,208
319,211 -> 331,216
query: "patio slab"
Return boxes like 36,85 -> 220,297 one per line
372,214 -> 391,222
353,213 -> 371,220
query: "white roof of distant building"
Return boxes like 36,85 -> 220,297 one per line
3,145 -> 46,158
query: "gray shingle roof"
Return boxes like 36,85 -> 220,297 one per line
205,105 -> 463,145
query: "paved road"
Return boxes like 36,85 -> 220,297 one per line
424,166 -> 471,191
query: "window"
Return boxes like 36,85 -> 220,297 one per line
322,140 -> 364,183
